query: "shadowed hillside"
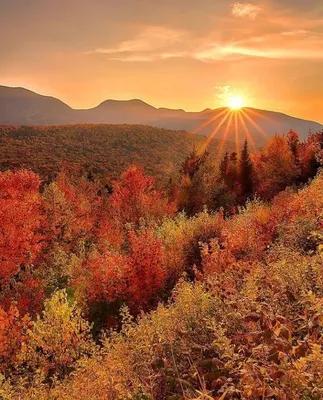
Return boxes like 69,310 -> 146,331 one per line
0,124 -> 234,183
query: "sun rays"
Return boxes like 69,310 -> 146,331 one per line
199,106 -> 271,157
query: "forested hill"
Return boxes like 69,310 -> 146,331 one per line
0,124 -> 234,184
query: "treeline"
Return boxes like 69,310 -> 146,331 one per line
173,130 -> 323,215
0,124 -> 233,185
0,130 -> 322,399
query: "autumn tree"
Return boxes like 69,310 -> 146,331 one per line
21,290 -> 95,380
287,130 -> 300,165
0,305 -> 31,373
177,150 -> 215,215
43,172 -> 100,249
126,230 -> 166,310
109,166 -> 175,227
299,131 -> 323,181
180,147 -> 208,180
253,135 -> 300,199
0,170 -> 45,314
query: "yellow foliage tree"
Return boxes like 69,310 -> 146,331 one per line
20,290 -> 95,380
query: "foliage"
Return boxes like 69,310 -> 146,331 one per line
109,166 -> 176,228
19,290 -> 95,380
0,131 -> 323,399
0,124 -> 230,185
0,170 -> 45,314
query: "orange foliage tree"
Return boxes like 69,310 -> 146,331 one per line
253,135 -> 300,199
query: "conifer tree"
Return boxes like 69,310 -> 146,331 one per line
220,151 -> 229,181
239,139 -> 253,200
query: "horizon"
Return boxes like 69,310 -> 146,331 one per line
1,0 -> 322,122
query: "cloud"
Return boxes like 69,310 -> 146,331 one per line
106,52 -> 189,63
215,86 -> 232,100
281,29 -> 309,36
85,14 -> 323,63
194,42 -> 323,61
231,2 -> 263,19
91,26 -> 186,57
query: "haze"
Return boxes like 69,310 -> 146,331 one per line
1,0 -> 323,122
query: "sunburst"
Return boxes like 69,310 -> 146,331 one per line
196,104 -> 270,157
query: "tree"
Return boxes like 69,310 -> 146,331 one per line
0,305 -> 31,372
43,172 -> 100,249
253,135 -> 300,199
239,140 -> 253,201
0,170 -> 43,284
0,170 -> 45,314
109,166 -> 176,227
177,150 -> 213,215
180,147 -> 208,180
219,151 -> 229,181
21,290 -> 94,380
287,130 -> 300,165
299,131 -> 323,181
126,230 -> 166,310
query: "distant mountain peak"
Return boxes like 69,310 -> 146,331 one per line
96,98 -> 156,109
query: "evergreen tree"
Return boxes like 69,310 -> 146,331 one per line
239,139 -> 253,200
227,152 -> 238,189
220,151 -> 229,181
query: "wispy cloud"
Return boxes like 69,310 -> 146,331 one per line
231,2 -> 263,19
85,13 -> 323,63
194,39 -> 323,62
281,29 -> 309,36
91,26 -> 186,58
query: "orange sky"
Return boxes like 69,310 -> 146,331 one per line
1,0 -> 323,122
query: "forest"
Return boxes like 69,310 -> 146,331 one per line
0,129 -> 323,399
0,124 -> 233,185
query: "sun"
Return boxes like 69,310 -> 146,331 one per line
228,96 -> 245,110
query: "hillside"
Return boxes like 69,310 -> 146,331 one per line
0,163 -> 322,399
1,86 -> 322,146
0,124 -> 234,183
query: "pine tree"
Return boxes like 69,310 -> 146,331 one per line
220,151 -> 229,181
239,139 -> 253,200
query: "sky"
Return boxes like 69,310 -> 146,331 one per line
1,0 -> 323,122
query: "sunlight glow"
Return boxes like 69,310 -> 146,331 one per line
228,96 -> 245,110
197,106 -> 266,157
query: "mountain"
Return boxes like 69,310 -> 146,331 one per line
1,86 -> 322,146
0,124 -> 234,184
0,86 -> 74,124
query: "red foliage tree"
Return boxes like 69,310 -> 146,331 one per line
0,170 -> 44,313
0,304 -> 31,371
82,251 -> 127,304
126,230 -> 166,310
109,166 -> 176,227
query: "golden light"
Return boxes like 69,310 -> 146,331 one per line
228,96 -> 244,110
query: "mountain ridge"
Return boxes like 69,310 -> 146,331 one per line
0,85 -> 322,145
